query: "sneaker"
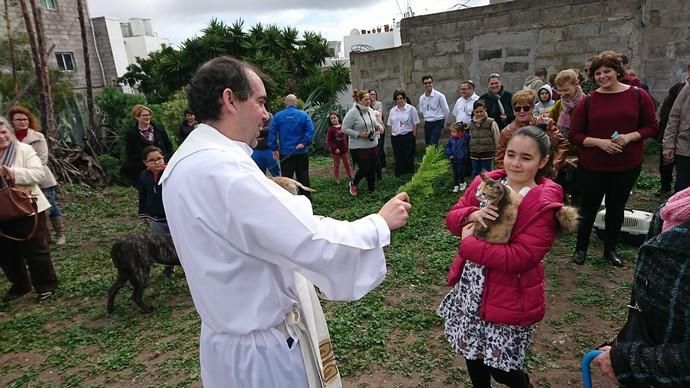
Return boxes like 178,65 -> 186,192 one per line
458,183 -> 467,191
36,291 -> 53,303
452,185 -> 459,193
348,181 -> 358,196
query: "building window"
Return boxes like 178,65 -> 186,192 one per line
55,52 -> 75,71
40,0 -> 56,9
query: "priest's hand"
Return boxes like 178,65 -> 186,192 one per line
378,192 -> 411,231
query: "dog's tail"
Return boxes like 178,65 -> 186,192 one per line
293,180 -> 316,193
556,205 -> 579,234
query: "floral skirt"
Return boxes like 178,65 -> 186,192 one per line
437,274 -> 534,372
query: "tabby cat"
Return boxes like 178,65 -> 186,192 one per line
473,173 -> 522,243
473,173 -> 579,244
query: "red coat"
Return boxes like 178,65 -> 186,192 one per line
446,170 -> 563,327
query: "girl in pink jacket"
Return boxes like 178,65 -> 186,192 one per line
438,126 -> 565,388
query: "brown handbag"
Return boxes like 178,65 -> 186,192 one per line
0,175 -> 39,241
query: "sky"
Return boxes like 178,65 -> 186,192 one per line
86,0 -> 490,52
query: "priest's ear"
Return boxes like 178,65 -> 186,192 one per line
220,88 -> 238,113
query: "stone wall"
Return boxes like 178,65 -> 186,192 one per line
351,0 -> 690,116
1,0 -> 108,91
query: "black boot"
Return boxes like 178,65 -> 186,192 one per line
604,248 -> 624,267
573,250 -> 587,265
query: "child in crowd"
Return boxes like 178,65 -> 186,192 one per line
326,112 -> 353,184
445,122 -> 471,192
468,100 -> 500,177
533,85 -> 555,118
138,146 -> 174,275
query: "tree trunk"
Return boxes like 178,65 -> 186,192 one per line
28,0 -> 56,139
77,0 -> 96,137
17,0 -> 46,122
4,0 -> 18,96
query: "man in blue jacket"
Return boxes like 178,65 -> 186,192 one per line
269,94 -> 315,197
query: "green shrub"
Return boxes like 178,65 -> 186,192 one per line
97,154 -> 121,183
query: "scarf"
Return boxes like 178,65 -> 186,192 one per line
489,87 -> 506,116
0,139 -> 18,187
660,187 -> 690,233
15,129 -> 28,142
139,126 -> 154,143
557,86 -> 584,134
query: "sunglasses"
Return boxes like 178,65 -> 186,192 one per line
513,105 -> 533,112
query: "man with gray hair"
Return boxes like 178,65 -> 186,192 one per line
269,94 -> 315,197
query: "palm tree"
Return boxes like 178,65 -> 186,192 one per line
77,0 -> 96,135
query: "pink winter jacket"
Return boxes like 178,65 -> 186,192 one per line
446,170 -> 563,327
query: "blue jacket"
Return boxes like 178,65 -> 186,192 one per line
268,106 -> 315,155
445,133 -> 470,160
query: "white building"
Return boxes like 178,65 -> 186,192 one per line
343,22 -> 401,56
91,17 -> 169,86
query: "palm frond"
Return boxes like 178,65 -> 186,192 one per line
397,146 -> 450,204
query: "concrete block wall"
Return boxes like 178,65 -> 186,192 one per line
351,0 -> 690,112
1,0 -> 108,91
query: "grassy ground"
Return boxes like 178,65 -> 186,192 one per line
0,152 -> 668,387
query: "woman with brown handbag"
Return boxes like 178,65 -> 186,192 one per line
0,118 -> 57,303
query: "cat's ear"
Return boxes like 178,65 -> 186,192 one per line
480,172 -> 489,182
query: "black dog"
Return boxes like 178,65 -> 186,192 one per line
107,233 -> 179,314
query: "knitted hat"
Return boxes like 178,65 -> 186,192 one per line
661,187 -> 690,233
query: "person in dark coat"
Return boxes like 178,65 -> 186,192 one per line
122,104 -> 173,186
593,187 -> 690,387
479,73 -> 514,130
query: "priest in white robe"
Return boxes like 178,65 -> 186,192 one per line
160,56 -> 411,387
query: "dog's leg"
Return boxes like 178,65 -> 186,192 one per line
131,282 -> 154,313
107,270 -> 128,314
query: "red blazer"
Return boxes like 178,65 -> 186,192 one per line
446,170 -> 563,327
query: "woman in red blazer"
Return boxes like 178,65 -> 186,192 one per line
438,126 -> 565,388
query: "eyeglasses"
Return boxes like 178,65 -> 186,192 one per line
513,105 -> 533,112
13,118 -> 29,122
146,157 -> 164,163
423,81 -> 433,85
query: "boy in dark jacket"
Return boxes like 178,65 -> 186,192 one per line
138,146 -> 174,275
445,122 -> 471,192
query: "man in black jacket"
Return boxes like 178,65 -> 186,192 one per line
479,73 -> 514,130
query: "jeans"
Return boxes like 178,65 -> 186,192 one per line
424,119 -> 445,146
252,149 -> 281,177
471,159 -> 493,178
451,158 -> 467,185
41,186 -> 62,218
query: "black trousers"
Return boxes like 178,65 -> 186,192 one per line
575,165 -> 641,252
675,154 -> 690,193
280,153 -> 311,198
658,149 -> 675,192
0,211 -> 58,294
391,132 -> 416,177
351,149 -> 377,192
465,358 -> 530,388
